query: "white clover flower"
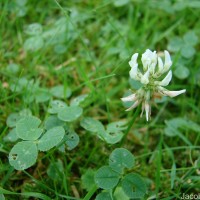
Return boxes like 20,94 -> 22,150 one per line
121,49 -> 186,121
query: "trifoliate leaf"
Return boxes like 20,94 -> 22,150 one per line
109,148 -> 134,173
65,129 -> 80,150
97,121 -> 126,144
16,116 -> 43,140
164,126 -> 180,137
183,31 -> 198,46
35,88 -> 51,103
9,141 -> 38,170
70,94 -> 88,106
58,144 -> 65,153
95,166 -> 120,190
54,44 -> 67,54
114,187 -> 129,200
50,85 -> 71,99
181,45 -> 196,58
6,63 -> 19,74
174,65 -> 190,79
6,109 -> 32,128
80,117 -> 104,133
6,113 -> 20,128
121,173 -> 147,199
15,6 -> 27,17
42,17 -> 67,42
24,36 -> 44,51
38,126 -> 65,151
4,128 -> 18,142
48,100 -> 67,114
58,106 -> 82,122
24,23 -> 43,36
44,116 -> 64,130
96,191 -> 113,200
167,37 -> 183,52
10,78 -> 33,92
19,109 -> 32,117
99,130 -> 123,144
106,121 -> 126,133
165,118 -> 200,135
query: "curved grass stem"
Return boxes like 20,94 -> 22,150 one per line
120,106 -> 141,146
82,185 -> 98,200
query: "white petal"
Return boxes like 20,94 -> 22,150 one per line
129,65 -> 138,79
129,60 -> 137,69
164,89 -> 186,97
125,100 -> 140,111
141,70 -> 150,84
149,63 -> 156,74
142,49 -> 157,73
145,102 -> 150,121
156,70 -> 172,86
157,57 -> 164,73
163,50 -> 172,73
158,86 -> 186,97
131,53 -> 139,62
150,51 -> 158,72
142,49 -> 152,71
143,49 -> 154,58
164,50 -> 172,66
121,94 -> 136,102
129,53 -> 138,68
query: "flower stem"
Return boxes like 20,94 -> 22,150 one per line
120,106 -> 141,146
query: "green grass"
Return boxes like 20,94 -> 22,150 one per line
1,0 -> 200,199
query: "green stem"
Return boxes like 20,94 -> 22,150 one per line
82,185 -> 98,200
120,106 -> 140,146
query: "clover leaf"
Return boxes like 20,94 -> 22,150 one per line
95,166 -> 120,190
65,128 -> 80,150
80,117 -> 104,133
9,141 -> 38,170
58,106 -> 82,122
109,148 -> 135,173
38,126 -> 65,151
121,173 -> 147,199
16,116 -> 43,140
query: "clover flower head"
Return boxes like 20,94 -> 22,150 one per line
121,49 -> 186,121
